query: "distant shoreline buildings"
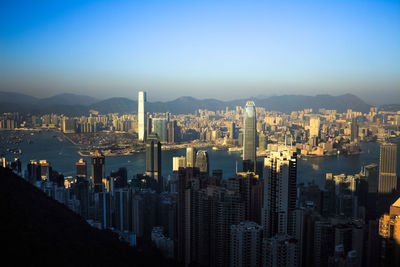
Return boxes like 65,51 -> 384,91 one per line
1,93 -> 400,266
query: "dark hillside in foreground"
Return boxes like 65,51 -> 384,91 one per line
0,167 -> 178,266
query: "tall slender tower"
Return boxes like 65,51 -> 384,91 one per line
243,101 -> 257,172
138,91 -> 147,141
378,143 -> 398,193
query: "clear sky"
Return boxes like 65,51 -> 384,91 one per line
0,0 -> 399,104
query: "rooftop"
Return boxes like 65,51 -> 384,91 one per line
392,197 -> 400,208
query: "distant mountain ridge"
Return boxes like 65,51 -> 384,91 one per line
39,93 -> 99,106
0,91 -> 385,115
0,91 -> 98,106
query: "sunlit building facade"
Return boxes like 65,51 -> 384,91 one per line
243,101 -> 256,172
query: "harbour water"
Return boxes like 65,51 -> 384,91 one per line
1,131 -> 399,188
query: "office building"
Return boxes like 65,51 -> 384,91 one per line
243,101 -> 257,171
379,197 -> 400,266
152,118 -> 168,143
350,117 -> 359,142
147,115 -> 152,137
145,139 -> 162,182
243,101 -> 257,172
25,160 -> 41,184
173,156 -> 186,171
138,91 -> 147,141
378,143 -> 398,193
39,160 -> 51,181
186,147 -> 196,167
361,163 -> 378,193
76,158 -> 87,179
195,150 -> 209,174
91,150 -> 105,193
168,120 -> 179,144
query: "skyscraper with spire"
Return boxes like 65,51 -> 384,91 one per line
138,91 -> 147,141
243,101 -> 257,172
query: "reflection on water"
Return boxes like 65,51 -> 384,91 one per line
311,164 -> 319,171
1,131 -> 399,188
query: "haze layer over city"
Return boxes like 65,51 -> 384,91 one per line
1,1 -> 400,267
1,0 -> 400,104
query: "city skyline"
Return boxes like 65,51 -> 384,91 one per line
1,1 -> 399,104
1,90 -> 400,266
1,1 -> 400,266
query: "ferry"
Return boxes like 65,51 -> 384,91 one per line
228,147 -> 242,152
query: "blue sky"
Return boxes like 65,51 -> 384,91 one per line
0,0 -> 399,104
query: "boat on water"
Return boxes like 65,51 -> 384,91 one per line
228,147 -> 242,152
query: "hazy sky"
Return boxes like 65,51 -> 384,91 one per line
1,0 -> 399,104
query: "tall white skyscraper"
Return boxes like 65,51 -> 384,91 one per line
138,91 -> 147,141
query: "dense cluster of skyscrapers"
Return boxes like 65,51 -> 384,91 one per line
0,90 -> 399,266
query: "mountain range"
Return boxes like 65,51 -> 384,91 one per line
0,91 -> 395,116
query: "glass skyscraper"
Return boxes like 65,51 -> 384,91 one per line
243,101 -> 257,172
152,118 -> 168,143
